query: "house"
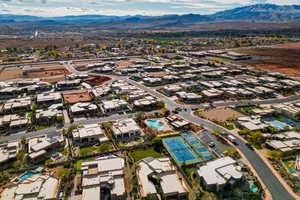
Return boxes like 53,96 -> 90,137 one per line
1,97 -> 32,114
176,91 -> 203,103
0,114 -> 30,131
143,77 -> 162,86
27,134 -> 65,164
0,174 -> 59,200
35,107 -> 63,125
101,99 -> 128,114
133,96 -> 160,111
81,155 -> 126,200
70,102 -> 98,116
137,157 -> 188,200
236,116 -> 269,131
196,157 -> 243,191
111,118 -> 141,141
271,103 -> 300,119
265,131 -> 300,154
0,87 -> 23,100
166,115 -> 190,129
37,92 -> 62,106
202,88 -> 224,99
91,86 -> 111,97
162,85 -> 183,96
0,140 -> 21,165
72,124 -> 109,146
55,79 -> 81,91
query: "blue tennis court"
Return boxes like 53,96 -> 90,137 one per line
163,137 -> 202,166
182,133 -> 214,161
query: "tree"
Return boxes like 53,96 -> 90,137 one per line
152,137 -> 163,152
160,108 -> 170,117
267,150 -> 283,161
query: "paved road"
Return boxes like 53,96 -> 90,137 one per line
0,114 -> 130,143
128,79 -> 296,200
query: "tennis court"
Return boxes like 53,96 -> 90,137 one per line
163,137 -> 202,166
182,133 -> 214,161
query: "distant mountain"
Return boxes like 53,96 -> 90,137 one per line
1,4 -> 300,31
211,4 -> 300,21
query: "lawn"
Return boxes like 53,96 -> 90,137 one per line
79,146 -> 97,156
75,157 -> 94,172
129,147 -> 164,162
98,143 -> 113,152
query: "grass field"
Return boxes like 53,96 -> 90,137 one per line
129,147 -> 163,162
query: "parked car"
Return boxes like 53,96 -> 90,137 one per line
245,143 -> 254,150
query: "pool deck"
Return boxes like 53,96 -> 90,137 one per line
145,118 -> 173,132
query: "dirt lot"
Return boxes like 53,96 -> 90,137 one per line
199,107 -> 245,122
0,68 -> 24,81
32,63 -> 63,69
84,76 -> 111,86
235,45 -> 300,77
22,68 -> 71,78
63,90 -> 92,104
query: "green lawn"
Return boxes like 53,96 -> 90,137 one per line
75,157 -> 94,172
35,125 -> 51,130
129,147 -> 164,162
79,146 -> 97,156
98,143 -> 113,152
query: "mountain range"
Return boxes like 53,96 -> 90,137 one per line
1,4 -> 300,24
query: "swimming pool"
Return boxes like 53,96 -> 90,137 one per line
281,118 -> 300,127
146,119 -> 165,129
264,119 -> 289,129
13,170 -> 38,183
250,185 -> 258,193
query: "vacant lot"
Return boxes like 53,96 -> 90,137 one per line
22,68 -> 71,78
63,90 -> 92,104
199,107 -> 245,122
0,68 -> 24,81
235,45 -> 300,77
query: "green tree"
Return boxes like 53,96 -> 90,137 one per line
268,150 -> 283,161
152,137 -> 163,152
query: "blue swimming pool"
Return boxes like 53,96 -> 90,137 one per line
264,119 -> 289,129
14,170 -> 38,183
146,119 -> 165,129
281,118 -> 300,127
250,185 -> 258,193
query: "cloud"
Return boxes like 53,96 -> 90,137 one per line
0,0 -> 299,16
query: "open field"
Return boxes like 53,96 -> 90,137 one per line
235,45 -> 300,77
63,90 -> 92,104
84,76 -> 111,86
22,68 -> 71,78
198,107 -> 245,122
0,69 -> 24,81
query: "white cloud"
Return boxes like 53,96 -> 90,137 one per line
0,0 -> 299,16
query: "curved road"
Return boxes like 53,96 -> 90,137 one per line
127,79 -> 296,200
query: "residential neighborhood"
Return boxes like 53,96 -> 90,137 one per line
0,36 -> 300,200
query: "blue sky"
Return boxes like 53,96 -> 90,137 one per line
0,0 -> 299,17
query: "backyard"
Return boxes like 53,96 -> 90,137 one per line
129,147 -> 164,162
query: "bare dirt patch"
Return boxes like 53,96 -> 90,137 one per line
235,46 -> 300,77
84,76 -> 111,86
63,90 -> 92,104
199,107 -> 245,122
22,68 -> 71,78
0,69 -> 24,81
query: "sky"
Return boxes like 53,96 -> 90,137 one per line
0,0 -> 299,17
